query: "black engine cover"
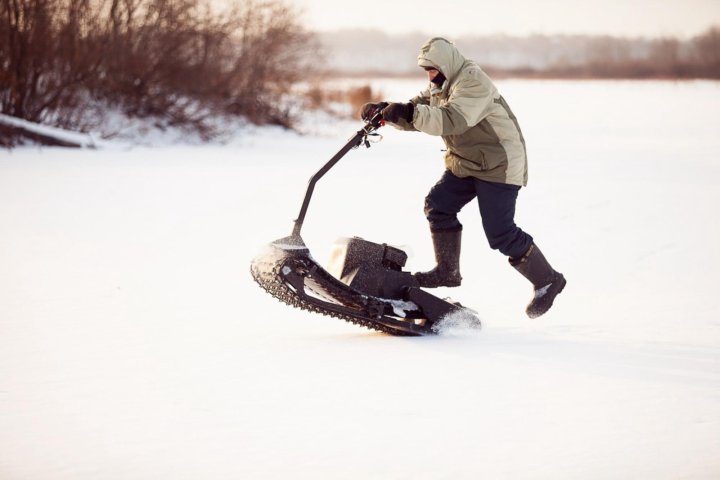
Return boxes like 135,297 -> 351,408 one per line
327,237 -> 419,299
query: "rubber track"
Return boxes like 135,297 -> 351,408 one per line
250,248 -> 419,336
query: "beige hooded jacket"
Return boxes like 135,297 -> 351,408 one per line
391,37 -> 528,186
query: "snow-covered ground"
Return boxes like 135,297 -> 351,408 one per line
1,79 -> 719,479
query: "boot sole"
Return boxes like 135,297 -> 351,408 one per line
414,273 -> 462,288
527,275 -> 566,319
416,279 -> 462,288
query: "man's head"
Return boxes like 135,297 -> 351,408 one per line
417,37 -> 465,85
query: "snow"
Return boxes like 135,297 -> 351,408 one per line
385,299 -> 419,318
2,79 -> 720,479
433,307 -> 483,335
0,113 -> 102,148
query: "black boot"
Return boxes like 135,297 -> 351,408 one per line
510,244 -> 566,318
414,228 -> 462,288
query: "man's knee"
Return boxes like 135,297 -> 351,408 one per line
486,226 -> 533,258
425,196 -> 461,231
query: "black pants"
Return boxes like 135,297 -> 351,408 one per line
424,170 -> 533,259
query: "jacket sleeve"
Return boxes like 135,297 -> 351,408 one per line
410,89 -> 431,106
386,88 -> 430,131
412,73 -> 494,136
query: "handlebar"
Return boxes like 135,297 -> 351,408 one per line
291,117 -> 385,238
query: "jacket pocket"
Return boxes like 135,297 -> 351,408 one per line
446,136 -> 489,171
445,149 -> 488,174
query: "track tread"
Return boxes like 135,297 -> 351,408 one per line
251,247 -> 423,336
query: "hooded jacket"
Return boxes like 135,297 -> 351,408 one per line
391,38 -> 528,186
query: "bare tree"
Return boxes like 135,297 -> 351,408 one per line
220,0 -> 316,125
693,26 -> 720,76
1,0 -> 317,142
1,0 -> 104,126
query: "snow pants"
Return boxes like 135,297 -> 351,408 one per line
424,169 -> 533,259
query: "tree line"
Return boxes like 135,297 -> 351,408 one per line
494,28 -> 720,79
2,2 -> 719,146
318,28 -> 720,80
0,0 -> 316,140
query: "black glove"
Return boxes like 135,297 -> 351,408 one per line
381,102 -> 415,123
360,102 -> 389,121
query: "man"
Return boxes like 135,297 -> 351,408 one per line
361,37 -> 565,318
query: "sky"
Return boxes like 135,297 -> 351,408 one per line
293,0 -> 720,38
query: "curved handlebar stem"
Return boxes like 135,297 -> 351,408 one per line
290,118 -> 384,239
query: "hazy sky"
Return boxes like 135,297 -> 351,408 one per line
293,0 -> 720,38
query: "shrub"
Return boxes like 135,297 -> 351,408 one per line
302,82 -> 384,119
0,0 -> 317,138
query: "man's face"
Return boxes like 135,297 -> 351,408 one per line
424,67 -> 440,82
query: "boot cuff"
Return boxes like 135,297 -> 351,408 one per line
509,244 -> 535,266
430,225 -> 463,233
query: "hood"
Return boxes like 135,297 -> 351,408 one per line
417,37 -> 466,81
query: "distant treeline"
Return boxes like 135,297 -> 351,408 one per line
2,2 -> 719,145
318,28 -> 720,80
0,0 -> 316,142
488,29 -> 720,79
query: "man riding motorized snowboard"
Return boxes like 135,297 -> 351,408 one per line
361,37 -> 566,318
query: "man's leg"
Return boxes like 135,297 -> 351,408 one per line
473,179 -> 565,318
415,170 -> 477,288
473,179 -> 532,258
424,170 -> 477,232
